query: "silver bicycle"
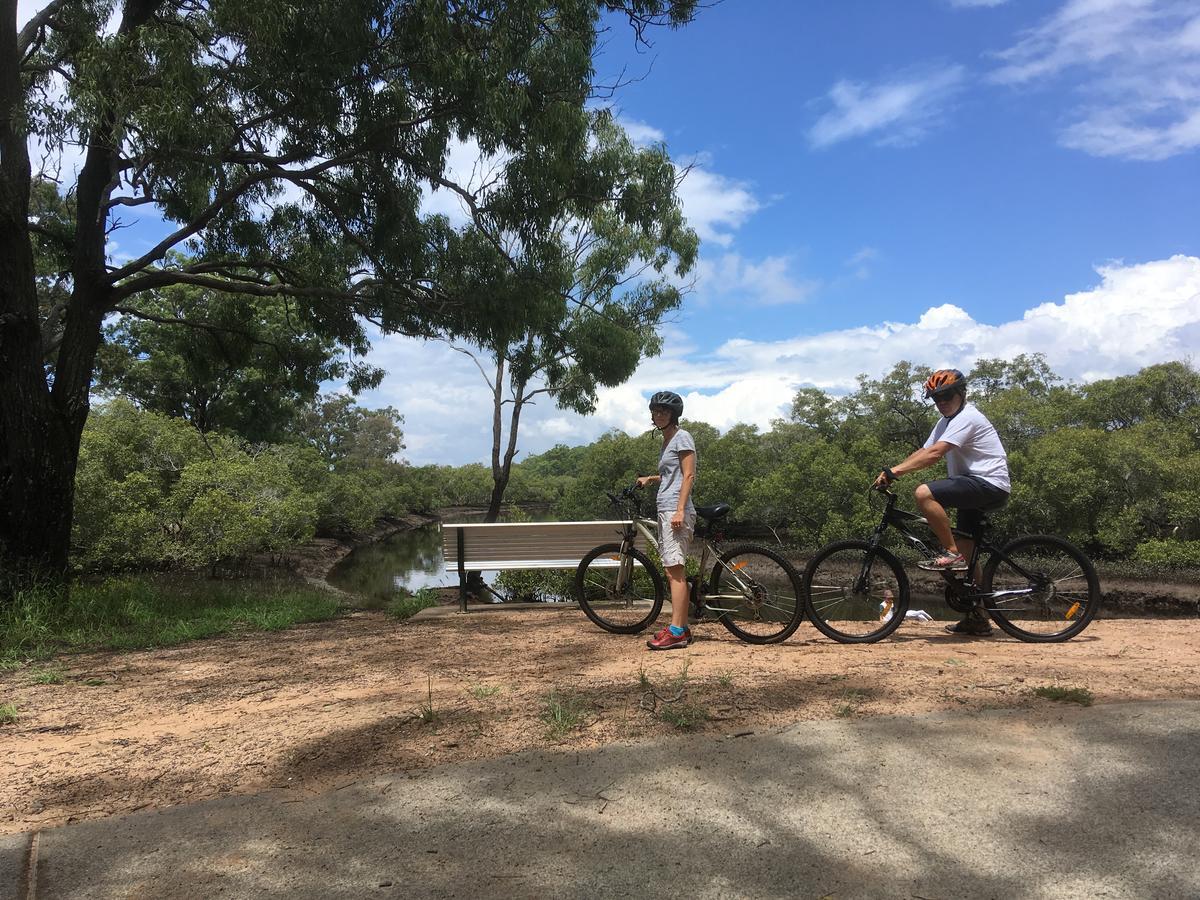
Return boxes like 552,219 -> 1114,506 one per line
573,487 -> 805,644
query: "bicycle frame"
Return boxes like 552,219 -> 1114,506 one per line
867,490 -> 1049,612
608,495 -> 763,617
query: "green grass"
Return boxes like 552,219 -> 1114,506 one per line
0,702 -> 17,725
387,587 -> 440,621
660,700 -> 709,730
27,668 -> 65,685
0,577 -> 341,666
1031,685 -> 1095,707
415,675 -> 439,724
468,683 -> 502,700
541,688 -> 589,739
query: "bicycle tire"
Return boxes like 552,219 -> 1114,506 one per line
803,540 -> 910,643
575,543 -> 665,634
706,543 -> 805,644
981,535 -> 1100,642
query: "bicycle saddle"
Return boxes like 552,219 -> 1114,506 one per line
695,503 -> 731,521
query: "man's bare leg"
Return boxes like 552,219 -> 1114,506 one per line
914,484 -> 958,556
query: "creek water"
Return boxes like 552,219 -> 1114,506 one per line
327,513 -> 969,620
327,510 -> 557,601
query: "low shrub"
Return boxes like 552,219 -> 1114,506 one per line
1134,539 -> 1200,569
493,569 -> 575,603
387,587 -> 440,621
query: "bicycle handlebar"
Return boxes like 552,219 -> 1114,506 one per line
606,484 -> 643,509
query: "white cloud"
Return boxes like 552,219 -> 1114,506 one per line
844,246 -> 878,281
418,136 -> 508,226
672,160 -> 761,247
691,253 -> 819,306
990,0 -> 1200,160
808,66 -> 967,149
947,0 -> 1009,7
358,255 -> 1200,464
616,116 -> 666,146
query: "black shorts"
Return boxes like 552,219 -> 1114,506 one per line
926,475 -> 1009,534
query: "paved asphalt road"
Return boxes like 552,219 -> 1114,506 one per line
5,700 -> 1199,899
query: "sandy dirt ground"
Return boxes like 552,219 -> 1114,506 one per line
3,609 -> 1199,835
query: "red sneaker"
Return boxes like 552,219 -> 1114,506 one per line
647,626 -> 692,650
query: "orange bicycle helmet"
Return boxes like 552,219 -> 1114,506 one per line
924,368 -> 966,399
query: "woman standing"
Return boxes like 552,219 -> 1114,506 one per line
636,390 -> 697,650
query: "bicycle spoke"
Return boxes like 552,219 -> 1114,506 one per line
803,543 -> 906,642
709,545 -> 804,644
575,544 -> 664,634
983,536 -> 1100,641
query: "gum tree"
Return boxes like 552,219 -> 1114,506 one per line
445,116 -> 697,521
0,0 -> 696,595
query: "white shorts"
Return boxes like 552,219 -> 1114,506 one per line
657,510 -> 696,568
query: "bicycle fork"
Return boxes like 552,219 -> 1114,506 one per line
853,532 -> 886,594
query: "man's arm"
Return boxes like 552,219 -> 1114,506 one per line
874,441 -> 955,487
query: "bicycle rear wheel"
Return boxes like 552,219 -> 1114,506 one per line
803,540 -> 909,643
575,543 -> 665,634
706,544 -> 805,644
981,535 -> 1100,642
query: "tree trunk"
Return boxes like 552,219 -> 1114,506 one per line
485,367 -> 528,523
485,355 -> 507,522
0,0 -> 73,596
0,0 -> 153,599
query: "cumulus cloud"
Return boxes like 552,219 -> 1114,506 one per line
363,256 -> 1200,464
990,0 -> 1200,160
808,66 -> 967,149
672,160 -> 762,247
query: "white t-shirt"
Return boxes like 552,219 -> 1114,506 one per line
923,403 -> 1010,492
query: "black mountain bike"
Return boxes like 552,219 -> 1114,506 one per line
573,487 -> 805,644
802,487 -> 1101,643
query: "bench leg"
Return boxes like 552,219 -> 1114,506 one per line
457,528 -> 467,613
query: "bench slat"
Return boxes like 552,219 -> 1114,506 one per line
441,521 -> 647,571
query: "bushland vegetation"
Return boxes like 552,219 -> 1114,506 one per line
69,356 -> 1200,578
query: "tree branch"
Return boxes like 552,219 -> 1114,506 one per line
17,0 -> 70,58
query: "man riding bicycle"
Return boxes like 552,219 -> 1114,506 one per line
872,368 -> 1010,636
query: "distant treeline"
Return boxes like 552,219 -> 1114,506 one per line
74,357 -> 1200,572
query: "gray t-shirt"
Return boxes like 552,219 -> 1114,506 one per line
657,429 -> 697,514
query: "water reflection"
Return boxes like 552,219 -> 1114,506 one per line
329,513 -> 1025,621
327,524 -> 454,600
327,509 -> 555,601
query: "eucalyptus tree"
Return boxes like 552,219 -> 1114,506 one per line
0,0 -> 696,594
95,281 -> 372,442
445,116 -> 697,521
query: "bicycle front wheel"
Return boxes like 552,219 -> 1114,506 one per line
575,543 -> 665,634
981,535 -> 1100,642
803,540 -> 909,643
706,544 -> 805,644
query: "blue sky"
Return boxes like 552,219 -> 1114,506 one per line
379,0 -> 1200,463
21,0 -> 1200,464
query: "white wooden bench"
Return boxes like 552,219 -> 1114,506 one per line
441,520 -> 649,611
